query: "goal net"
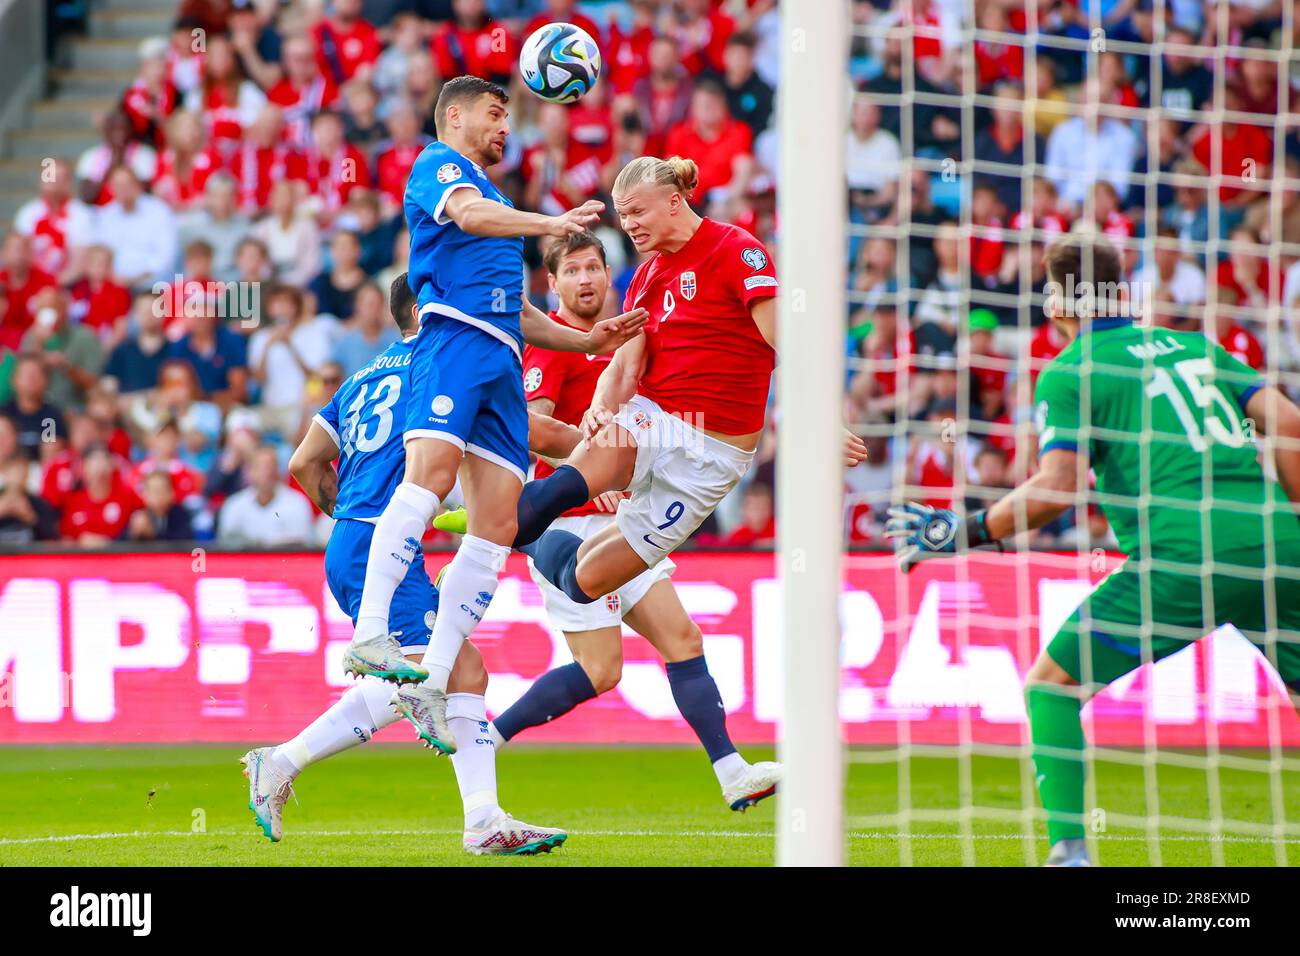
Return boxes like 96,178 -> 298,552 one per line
829,0 -> 1300,866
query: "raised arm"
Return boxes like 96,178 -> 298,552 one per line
983,448 -> 1082,538
886,449 -> 1082,572
288,420 -> 341,517
443,189 -> 604,239
520,296 -> 648,353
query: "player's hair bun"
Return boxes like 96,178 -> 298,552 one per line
665,157 -> 699,196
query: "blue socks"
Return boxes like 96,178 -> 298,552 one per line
666,655 -> 737,763
493,663 -> 596,741
523,529 -> 597,603
514,464 -> 590,548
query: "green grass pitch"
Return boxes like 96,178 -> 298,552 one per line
0,745 -> 1295,866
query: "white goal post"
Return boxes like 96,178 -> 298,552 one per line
775,0 -> 849,867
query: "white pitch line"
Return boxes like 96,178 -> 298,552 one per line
2,828 -> 1297,848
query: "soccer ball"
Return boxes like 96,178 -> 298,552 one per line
519,22 -> 601,104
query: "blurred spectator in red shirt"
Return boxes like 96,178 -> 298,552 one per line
184,33 -> 265,161
1008,177 -> 1069,236
374,99 -> 433,214
632,35 -> 694,157
607,0 -> 657,95
721,481 -> 775,547
153,110 -> 223,210
565,80 -> 614,166
1208,286 -> 1266,370
13,158 -> 94,282
968,184 -> 1005,284
312,0 -> 381,85
966,309 -> 1008,420
671,0 -> 735,76
120,36 -> 176,148
58,443 -> 142,545
523,0 -> 602,51
431,0 -> 516,87
1215,226 -> 1278,308
229,104 -> 306,213
127,418 -> 205,504
1029,314 -> 1070,386
1234,39 -> 1280,114
0,233 -> 56,352
40,412 -> 103,511
524,103 -> 604,215
1190,87 -> 1273,204
304,109 -> 373,223
68,245 -> 131,344
268,35 -> 340,149
664,79 -> 752,203
974,4 -> 1023,88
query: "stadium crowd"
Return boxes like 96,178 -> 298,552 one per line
0,0 -> 1296,552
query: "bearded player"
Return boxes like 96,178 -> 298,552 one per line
463,229 -> 780,811
336,76 -> 647,755
886,234 -> 1300,866
241,273 -> 574,855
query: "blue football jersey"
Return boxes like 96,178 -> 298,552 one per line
314,338 -> 415,520
404,141 -> 525,355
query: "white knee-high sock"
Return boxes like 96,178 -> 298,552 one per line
447,692 -> 501,829
420,534 -> 509,690
356,482 -> 440,642
271,678 -> 399,778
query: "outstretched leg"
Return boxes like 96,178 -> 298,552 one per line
1023,651 -> 1090,866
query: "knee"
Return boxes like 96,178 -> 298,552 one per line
574,563 -> 605,603
661,621 -> 705,662
446,641 -> 488,695
574,649 -> 622,694
474,513 -> 517,547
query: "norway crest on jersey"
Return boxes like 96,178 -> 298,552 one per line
679,271 -> 697,301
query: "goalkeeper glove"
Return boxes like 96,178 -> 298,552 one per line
883,502 -> 1001,574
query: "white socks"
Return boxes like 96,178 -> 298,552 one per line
356,482 -> 441,642
420,534 -> 510,690
712,752 -> 750,787
271,678 -> 398,778
447,692 -> 501,829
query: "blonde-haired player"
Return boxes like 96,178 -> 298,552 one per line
437,156 -> 866,777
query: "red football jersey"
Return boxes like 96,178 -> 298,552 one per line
522,311 -> 612,517
59,485 -> 142,541
623,218 -> 778,435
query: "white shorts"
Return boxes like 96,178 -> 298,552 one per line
612,395 -> 755,567
527,513 -> 676,632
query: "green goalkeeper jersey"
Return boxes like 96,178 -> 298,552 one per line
1033,317 -> 1300,564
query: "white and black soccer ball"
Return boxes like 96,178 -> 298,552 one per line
519,22 -> 601,104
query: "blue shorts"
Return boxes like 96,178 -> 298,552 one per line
324,518 -> 440,650
405,315 -> 529,483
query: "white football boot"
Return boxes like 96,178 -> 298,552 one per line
390,684 -> 457,755
463,812 -> 568,856
241,747 -> 294,842
1044,838 -> 1092,867
723,760 -> 782,812
342,634 -> 429,684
